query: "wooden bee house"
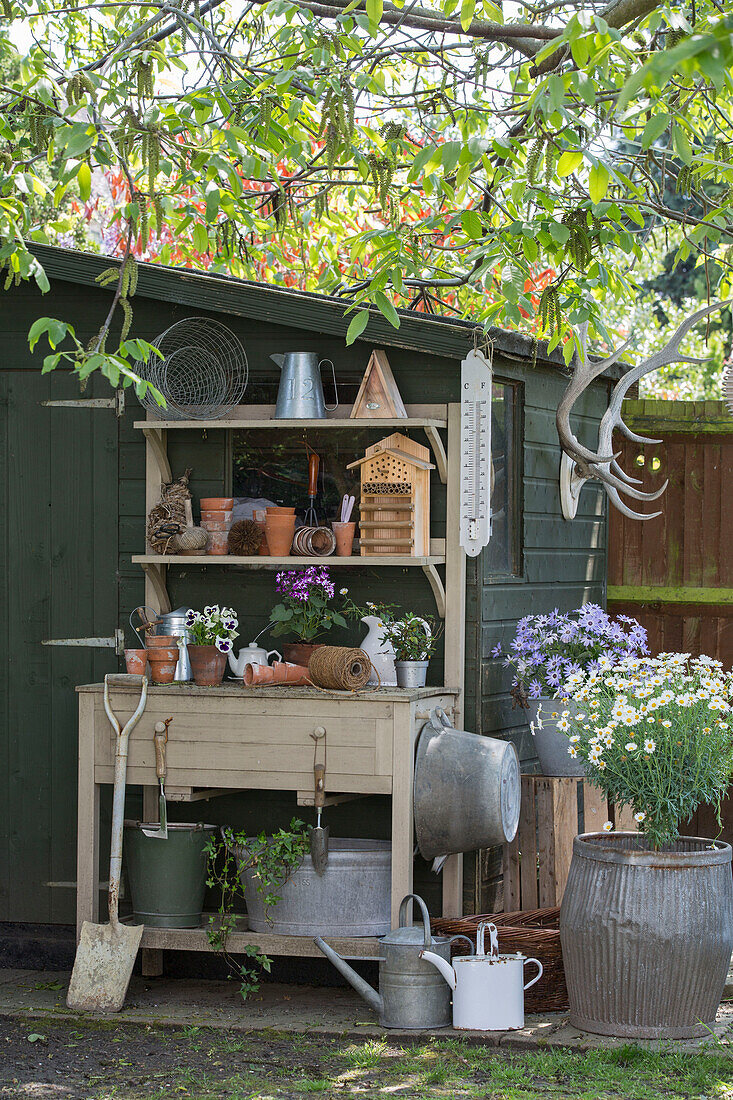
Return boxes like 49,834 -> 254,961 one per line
347,432 -> 434,557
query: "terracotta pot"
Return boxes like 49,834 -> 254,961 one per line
243,661 -> 310,686
332,521 -> 356,557
124,649 -> 148,675
201,509 -> 232,523
200,497 -> 233,511
265,513 -> 296,556
252,510 -> 269,555
146,634 -> 180,647
201,518 -> 230,532
207,531 -> 230,555
188,645 -> 227,686
281,642 -> 323,666
146,647 -> 179,684
266,506 -> 296,515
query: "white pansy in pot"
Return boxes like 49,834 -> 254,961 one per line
185,606 -> 239,686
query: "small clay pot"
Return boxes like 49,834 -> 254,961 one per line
124,649 -> 148,675
282,642 -> 323,666
201,518 -> 230,533
253,509 -> 269,555
188,644 -> 227,686
243,661 -> 310,686
146,634 -> 180,647
264,513 -> 296,556
201,509 -> 232,522
266,506 -> 296,515
146,647 -> 179,684
332,521 -> 356,557
200,497 -> 233,511
207,531 -> 230,555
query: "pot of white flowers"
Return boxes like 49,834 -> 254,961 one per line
185,606 -> 239,687
500,605 -> 649,777
380,613 -> 443,689
558,653 -> 733,1039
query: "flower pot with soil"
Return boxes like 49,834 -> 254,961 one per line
267,567 -> 346,655
146,646 -> 179,683
559,651 -> 733,1038
379,612 -> 442,689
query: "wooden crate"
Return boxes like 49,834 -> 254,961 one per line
502,776 -> 637,911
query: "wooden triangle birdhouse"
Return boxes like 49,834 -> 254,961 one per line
350,349 -> 407,419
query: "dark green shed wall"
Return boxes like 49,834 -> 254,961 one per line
0,255 -> 608,924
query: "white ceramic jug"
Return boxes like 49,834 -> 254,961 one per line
359,615 -> 397,687
228,641 -> 282,678
420,921 -> 543,1031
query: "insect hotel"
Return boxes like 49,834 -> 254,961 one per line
1,244 -> 613,987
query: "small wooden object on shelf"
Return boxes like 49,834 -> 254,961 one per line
350,349 -> 407,419
347,432 -> 433,557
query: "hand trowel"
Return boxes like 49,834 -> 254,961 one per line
142,719 -> 171,839
310,730 -> 329,874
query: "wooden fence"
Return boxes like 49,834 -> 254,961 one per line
608,399 -> 733,666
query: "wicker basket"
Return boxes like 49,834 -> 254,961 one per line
431,907 -> 567,1014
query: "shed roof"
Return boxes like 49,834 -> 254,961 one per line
29,243 -> 568,369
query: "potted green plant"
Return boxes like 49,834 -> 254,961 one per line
379,612 -> 443,688
498,605 -> 649,776
185,606 -> 239,686
559,652 -> 733,1038
204,820 -> 310,999
268,567 -> 347,665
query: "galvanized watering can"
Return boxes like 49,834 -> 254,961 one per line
271,352 -> 338,419
315,893 -> 473,1029
421,920 -> 543,1031
413,707 -> 521,870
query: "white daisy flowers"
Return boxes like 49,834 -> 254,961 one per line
625,742 -> 638,752
602,821 -> 613,832
634,811 -> 646,823
643,739 -> 656,753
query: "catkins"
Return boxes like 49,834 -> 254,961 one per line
66,71 -> 95,106
314,188 -> 328,219
133,52 -> 155,100
539,284 -> 562,335
526,136 -> 545,184
675,163 -> 696,194
320,76 -> 356,171
562,210 -> 595,270
1,0 -> 14,18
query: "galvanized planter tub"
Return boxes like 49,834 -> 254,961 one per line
560,833 -> 733,1039
236,838 -> 391,936
526,697 -> 585,777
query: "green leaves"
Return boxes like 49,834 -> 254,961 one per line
557,150 -> 583,178
346,309 -> 369,345
28,317 -> 72,351
460,0 -> 476,32
589,163 -> 610,204
366,0 -> 382,34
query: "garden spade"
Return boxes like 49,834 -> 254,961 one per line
142,720 -> 171,839
310,727 -> 329,875
67,674 -> 148,1013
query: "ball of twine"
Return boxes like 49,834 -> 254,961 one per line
228,519 -> 263,556
173,526 -> 208,552
308,646 -> 372,691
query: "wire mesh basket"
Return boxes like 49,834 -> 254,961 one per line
136,317 -> 248,420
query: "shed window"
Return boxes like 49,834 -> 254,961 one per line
485,381 -> 520,577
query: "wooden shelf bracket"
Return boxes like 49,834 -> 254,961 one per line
423,425 -> 447,484
142,426 -> 172,484
422,563 -> 446,618
141,562 -> 171,614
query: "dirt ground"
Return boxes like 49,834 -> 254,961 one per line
1,1014 -> 732,1100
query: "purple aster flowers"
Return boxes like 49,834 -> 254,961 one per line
497,604 -> 649,698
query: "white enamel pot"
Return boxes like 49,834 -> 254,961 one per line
228,642 -> 282,678
421,921 -> 543,1031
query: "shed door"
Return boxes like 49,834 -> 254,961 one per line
0,370 -> 119,924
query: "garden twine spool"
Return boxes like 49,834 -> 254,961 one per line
308,646 -> 372,691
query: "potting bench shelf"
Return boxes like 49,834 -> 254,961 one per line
75,682 -> 461,963
131,918 -> 381,961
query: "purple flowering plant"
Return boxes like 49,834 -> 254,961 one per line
268,567 -> 347,642
185,605 -> 239,653
497,604 -> 649,701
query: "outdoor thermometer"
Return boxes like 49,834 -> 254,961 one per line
459,349 -> 493,557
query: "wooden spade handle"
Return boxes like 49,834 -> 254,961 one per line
154,721 -> 168,780
314,762 -> 325,810
308,453 -> 320,497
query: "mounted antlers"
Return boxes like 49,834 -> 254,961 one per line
556,299 -> 732,521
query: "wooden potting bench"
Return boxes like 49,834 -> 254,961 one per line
74,401 -> 470,964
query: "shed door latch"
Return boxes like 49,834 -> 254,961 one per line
42,629 -> 125,656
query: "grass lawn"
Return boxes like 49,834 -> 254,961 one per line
0,1016 -> 731,1099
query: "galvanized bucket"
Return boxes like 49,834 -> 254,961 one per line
526,697 -> 586,777
124,823 -> 215,928
413,708 -> 521,862
560,833 -> 733,1038
235,837 -> 391,936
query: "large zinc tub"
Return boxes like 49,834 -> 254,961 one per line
235,838 -> 391,936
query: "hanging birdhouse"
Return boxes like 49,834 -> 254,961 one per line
347,432 -> 433,556
350,349 -> 407,419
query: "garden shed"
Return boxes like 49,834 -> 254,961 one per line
0,243 -> 610,953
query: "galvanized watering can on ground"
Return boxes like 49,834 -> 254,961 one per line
271,352 -> 338,419
421,921 -> 543,1031
413,707 -> 521,870
315,893 -> 473,1029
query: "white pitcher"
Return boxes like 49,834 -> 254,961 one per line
228,641 -> 282,679
359,615 -> 397,687
420,921 -> 543,1031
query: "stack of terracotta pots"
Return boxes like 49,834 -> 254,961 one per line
264,506 -> 296,556
200,497 -> 233,555
145,634 -> 180,683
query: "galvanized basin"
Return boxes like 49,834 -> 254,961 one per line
235,838 -> 391,936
